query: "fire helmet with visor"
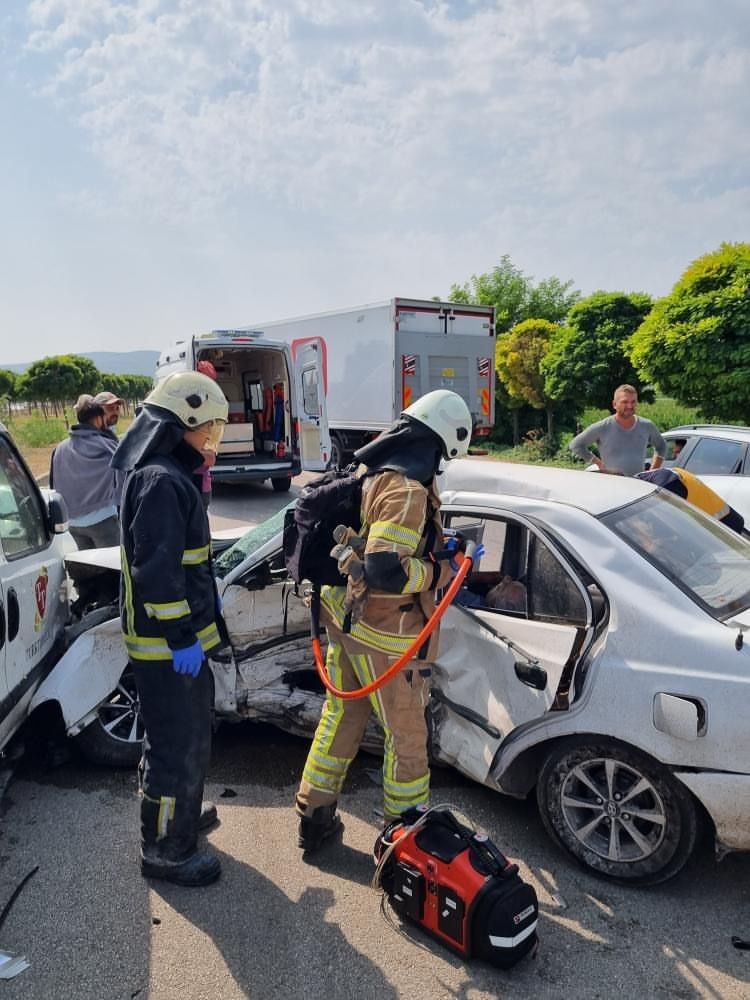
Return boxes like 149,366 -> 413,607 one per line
145,371 -> 229,450
401,389 -> 472,459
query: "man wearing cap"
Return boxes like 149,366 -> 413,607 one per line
92,390 -> 124,430
49,393 -> 122,549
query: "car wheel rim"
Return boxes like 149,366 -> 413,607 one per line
97,676 -> 144,746
560,756 -> 667,863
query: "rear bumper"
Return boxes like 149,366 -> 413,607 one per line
212,460 -> 300,482
675,771 -> 750,852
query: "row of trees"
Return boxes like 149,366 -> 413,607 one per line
0,356 -> 153,420
450,242 -> 750,445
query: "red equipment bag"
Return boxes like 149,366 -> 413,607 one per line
375,807 -> 538,969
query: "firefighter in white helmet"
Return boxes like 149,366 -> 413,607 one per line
112,371 -> 228,886
295,389 -> 477,852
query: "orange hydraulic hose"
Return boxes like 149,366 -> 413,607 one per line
312,546 -> 476,701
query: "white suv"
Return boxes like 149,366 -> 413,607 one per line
0,423 -> 74,754
662,425 -> 750,522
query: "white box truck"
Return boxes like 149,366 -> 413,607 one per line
155,330 -> 331,491
238,297 -> 496,467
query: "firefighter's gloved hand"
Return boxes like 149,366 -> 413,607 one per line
171,641 -> 204,677
446,539 -> 485,573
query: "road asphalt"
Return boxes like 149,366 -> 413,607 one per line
3,471 -> 747,998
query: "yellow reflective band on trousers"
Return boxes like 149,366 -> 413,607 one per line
368,520 -> 421,549
320,589 -> 417,655
143,792 -> 176,840
182,545 -> 210,566
121,547 -> 136,636
143,599 -> 191,621
300,641 -> 354,797
124,621 -> 221,661
383,771 -> 429,817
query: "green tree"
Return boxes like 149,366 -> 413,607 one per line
628,242 -> 750,422
542,291 -> 654,411
496,319 -> 561,439
18,355 -> 101,416
0,369 -> 17,421
449,254 -> 580,333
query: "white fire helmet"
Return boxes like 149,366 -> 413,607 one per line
402,389 -> 472,459
146,371 -> 229,449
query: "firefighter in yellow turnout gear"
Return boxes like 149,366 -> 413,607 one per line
295,390 -> 474,852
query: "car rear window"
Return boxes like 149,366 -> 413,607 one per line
602,492 -> 750,619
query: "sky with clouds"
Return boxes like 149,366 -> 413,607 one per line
1,0 -> 748,364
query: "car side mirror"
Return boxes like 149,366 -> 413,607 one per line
47,491 -> 69,534
514,661 -> 547,691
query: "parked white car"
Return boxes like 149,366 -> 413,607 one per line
48,460 -> 750,885
0,423 -> 76,756
663,424 -> 750,522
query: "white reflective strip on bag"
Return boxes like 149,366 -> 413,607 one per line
488,920 -> 537,949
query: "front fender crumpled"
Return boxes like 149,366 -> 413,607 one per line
29,616 -> 127,736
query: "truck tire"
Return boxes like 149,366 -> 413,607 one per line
271,477 -> 292,493
74,669 -> 144,768
329,435 -> 344,470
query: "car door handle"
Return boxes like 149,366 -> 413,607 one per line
7,588 -> 19,642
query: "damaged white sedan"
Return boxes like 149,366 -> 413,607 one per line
54,460 -> 750,885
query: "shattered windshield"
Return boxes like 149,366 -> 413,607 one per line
602,492 -> 750,619
214,501 -> 293,578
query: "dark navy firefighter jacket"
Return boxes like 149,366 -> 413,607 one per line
119,445 -> 225,663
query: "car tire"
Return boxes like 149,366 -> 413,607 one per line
74,668 -> 144,768
271,477 -> 292,493
536,739 -> 698,885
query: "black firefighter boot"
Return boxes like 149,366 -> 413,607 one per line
141,797 -> 221,886
297,800 -> 343,853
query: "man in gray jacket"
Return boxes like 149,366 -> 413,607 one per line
50,394 -> 122,549
570,384 -> 666,477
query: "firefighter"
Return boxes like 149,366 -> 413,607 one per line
111,371 -> 229,886
295,389 -> 476,852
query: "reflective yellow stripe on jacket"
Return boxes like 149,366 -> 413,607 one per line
124,621 -> 221,662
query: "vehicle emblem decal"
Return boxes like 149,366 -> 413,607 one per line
34,567 -> 49,630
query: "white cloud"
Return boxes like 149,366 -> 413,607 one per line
5,0 -> 750,340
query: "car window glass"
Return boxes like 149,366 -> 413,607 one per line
214,502 -> 292,577
444,514 -> 587,625
301,367 -> 320,417
683,437 -> 744,475
602,492 -> 750,619
665,437 -> 688,462
526,536 -> 587,624
0,437 -> 48,559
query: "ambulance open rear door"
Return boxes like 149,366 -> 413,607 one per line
293,338 -> 331,471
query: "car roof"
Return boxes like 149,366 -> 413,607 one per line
441,458 -> 654,516
664,424 -> 750,441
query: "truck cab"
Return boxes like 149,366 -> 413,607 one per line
156,330 -> 331,491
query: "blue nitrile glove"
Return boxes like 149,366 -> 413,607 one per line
446,538 -> 485,573
172,640 -> 204,677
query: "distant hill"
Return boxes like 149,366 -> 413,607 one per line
2,350 -> 160,376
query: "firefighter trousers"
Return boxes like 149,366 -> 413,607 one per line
296,622 -> 431,821
131,658 -> 212,862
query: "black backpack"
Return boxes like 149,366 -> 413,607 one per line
283,468 -> 368,587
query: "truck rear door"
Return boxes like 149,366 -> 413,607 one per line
292,338 -> 331,471
394,300 -> 495,433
